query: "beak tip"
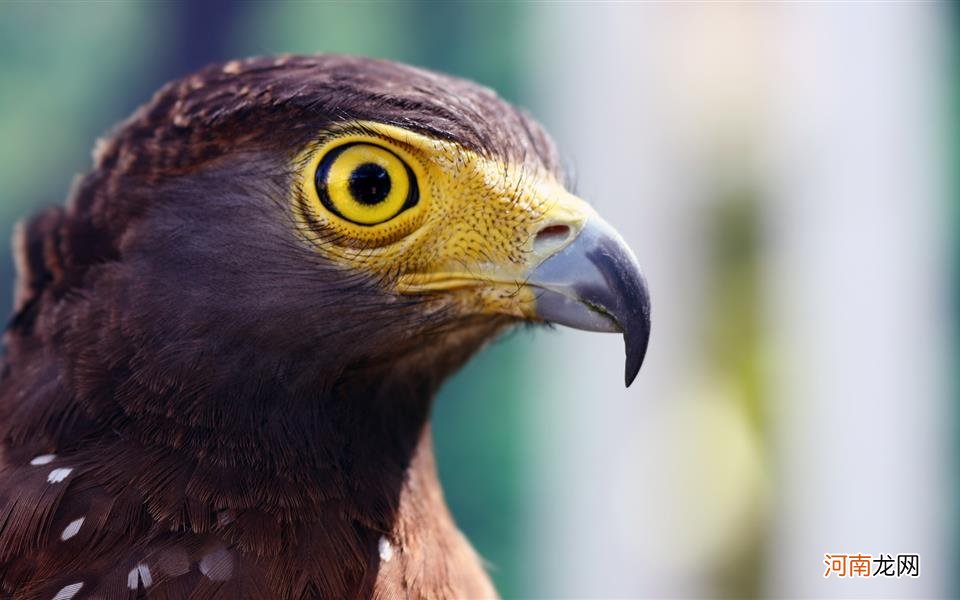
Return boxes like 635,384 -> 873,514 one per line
623,321 -> 650,388
624,366 -> 638,388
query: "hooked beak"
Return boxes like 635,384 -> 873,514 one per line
528,217 -> 651,387
393,183 -> 650,387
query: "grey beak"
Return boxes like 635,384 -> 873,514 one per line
528,218 -> 651,387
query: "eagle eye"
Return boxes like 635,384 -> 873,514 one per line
314,143 -> 419,226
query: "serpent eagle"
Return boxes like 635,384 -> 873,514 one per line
0,56 -> 650,599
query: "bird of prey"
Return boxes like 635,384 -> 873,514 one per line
0,56 -> 650,599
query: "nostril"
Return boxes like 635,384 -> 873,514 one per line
533,224 -> 572,255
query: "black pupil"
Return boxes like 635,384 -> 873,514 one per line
348,163 -> 391,206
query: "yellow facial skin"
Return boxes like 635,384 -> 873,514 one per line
294,122 -> 598,320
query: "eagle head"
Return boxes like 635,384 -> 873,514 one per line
56,55 -> 650,392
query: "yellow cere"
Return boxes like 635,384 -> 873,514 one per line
294,121 -> 599,319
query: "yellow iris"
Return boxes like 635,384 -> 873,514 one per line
318,143 -> 413,225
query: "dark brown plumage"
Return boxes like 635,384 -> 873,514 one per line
0,55 -> 650,599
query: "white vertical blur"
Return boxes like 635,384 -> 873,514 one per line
524,3 -> 952,599
766,4 -> 952,599
527,4 -> 759,598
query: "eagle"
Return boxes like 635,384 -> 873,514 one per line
0,56 -> 650,599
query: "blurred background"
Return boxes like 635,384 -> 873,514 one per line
0,2 -> 955,598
